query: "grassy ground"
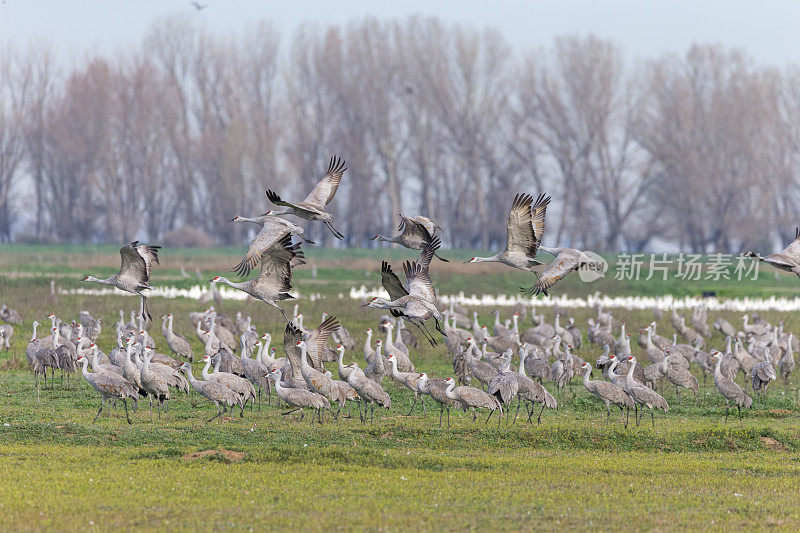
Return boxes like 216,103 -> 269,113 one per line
2,245 -> 800,530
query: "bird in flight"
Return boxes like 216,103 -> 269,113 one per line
189,1 -> 208,11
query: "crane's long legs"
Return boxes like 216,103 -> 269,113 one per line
650,408 -> 655,430
122,399 -> 132,425
93,400 -> 105,423
406,394 -> 419,416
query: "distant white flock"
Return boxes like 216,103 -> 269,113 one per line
63,284 -> 800,313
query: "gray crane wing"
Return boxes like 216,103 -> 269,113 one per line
254,235 -> 297,294
283,322 -> 304,372
118,241 -> 158,287
381,261 -> 409,300
525,250 -> 580,296
413,215 -> 443,237
308,315 -> 340,363
302,156 -> 347,208
530,193 -> 551,256
505,193 -> 536,257
232,218 -> 291,277
774,226 -> 800,262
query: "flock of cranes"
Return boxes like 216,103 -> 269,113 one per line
5,154 -> 800,429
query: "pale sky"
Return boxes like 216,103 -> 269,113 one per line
1,0 -> 799,65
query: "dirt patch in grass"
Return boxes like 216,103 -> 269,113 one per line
759,437 -> 788,452
183,449 -> 246,463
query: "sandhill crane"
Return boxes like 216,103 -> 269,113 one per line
468,193 -> 550,272
161,314 -> 194,362
27,322 -> 58,395
521,246 -> 604,297
297,340 -> 343,418
239,336 -> 269,409
229,214 -> 313,277
710,351 -> 752,421
745,226 -> 800,279
580,362 -> 633,426
464,338 -> 499,388
211,234 -> 302,322
387,354 -> 425,415
417,373 -> 457,427
487,360 -> 519,425
522,347 -> 551,383
365,238 -> 446,346
444,377 -> 503,425
751,350 -> 777,403
189,1 -> 207,10
0,323 -> 12,350
202,355 -> 256,415
77,355 -> 137,424
82,241 -> 161,320
335,344 -> 361,382
265,156 -> 347,239
364,339 -> 386,383
139,349 -> 172,418
515,355 -> 557,424
714,318 -> 737,338
623,356 -> 669,429
659,352 -> 699,404
0,304 -> 22,325
372,213 -> 448,261
363,328 -> 376,365
180,363 -> 241,423
382,320 -> 413,371
778,333 -> 795,386
269,368 -> 330,423
345,362 -> 391,422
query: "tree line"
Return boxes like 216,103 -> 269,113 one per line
0,15 -> 797,253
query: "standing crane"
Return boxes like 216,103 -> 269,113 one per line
180,363 -> 242,423
623,356 -> 669,429
710,351 -> 752,421
580,362 -> 632,426
77,355 -> 137,425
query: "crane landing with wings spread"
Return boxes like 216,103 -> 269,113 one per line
363,237 -> 446,346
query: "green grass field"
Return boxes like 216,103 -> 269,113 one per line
2,245 -> 800,530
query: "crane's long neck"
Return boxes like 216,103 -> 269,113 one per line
374,234 -> 398,243
512,315 -> 519,335
167,315 -> 175,334
582,367 -> 592,388
202,358 -> 212,379
256,342 -> 265,364
337,349 -> 345,373
215,277 -> 247,290
299,344 -> 310,372
471,254 -> 500,263
236,215 -> 269,225
30,322 -> 38,342
79,357 -> 91,379
518,355 -> 526,377
365,330 -> 372,350
375,345 -> 383,370
184,367 -> 197,385
444,382 -> 457,400
494,312 -> 501,328
625,360 -> 636,387
384,325 -> 394,347
389,357 -> 399,379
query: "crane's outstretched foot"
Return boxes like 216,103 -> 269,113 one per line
434,253 -> 449,263
325,221 -> 345,240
